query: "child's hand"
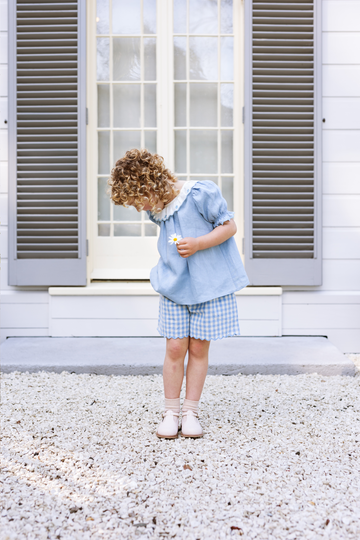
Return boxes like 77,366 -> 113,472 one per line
176,237 -> 200,258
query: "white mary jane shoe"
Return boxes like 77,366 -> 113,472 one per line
156,410 -> 179,439
181,410 -> 203,438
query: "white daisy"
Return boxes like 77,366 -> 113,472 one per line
168,233 -> 182,245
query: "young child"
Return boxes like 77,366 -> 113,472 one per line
109,149 -> 249,439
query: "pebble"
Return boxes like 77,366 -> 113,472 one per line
0,357 -> 359,539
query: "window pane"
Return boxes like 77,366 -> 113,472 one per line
190,177 -> 218,184
174,0 -> 187,33
221,130 -> 233,173
97,84 -> 110,127
189,0 -> 217,34
114,131 -> 141,160
174,37 -> 186,80
190,130 -> 217,173
144,0 -> 157,34
221,177 -> 233,211
112,0 -> 141,34
114,224 -> 141,236
98,224 -> 110,236
98,131 -> 110,174
190,83 -> 217,127
113,38 -> 140,81
114,204 -> 139,221
175,130 -> 187,173
221,37 -> 233,81
145,131 -> 157,153
98,177 -> 110,220
144,84 -> 157,127
145,223 -> 158,236
175,83 -> 186,127
144,38 -> 156,80
221,83 -> 233,127
97,38 -> 109,81
96,0 -> 109,34
113,84 -> 140,127
190,37 -> 218,80
221,0 -> 233,34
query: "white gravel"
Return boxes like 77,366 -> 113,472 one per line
1,368 -> 360,540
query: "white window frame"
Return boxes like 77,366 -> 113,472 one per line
86,0 -> 245,283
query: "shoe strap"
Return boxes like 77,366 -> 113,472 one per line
182,410 -> 198,418
162,410 -> 180,418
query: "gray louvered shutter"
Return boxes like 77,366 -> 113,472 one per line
8,0 -> 86,286
244,0 -> 322,286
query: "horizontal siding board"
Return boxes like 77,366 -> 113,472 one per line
0,291 -> 49,304
322,98 -> 360,130
0,225 -> 8,259
323,1 -> 360,32
323,131 -> 360,162
323,195 -> 360,227
0,194 -> 8,225
50,295 -> 281,321
322,260 -> 360,290
323,163 -> 360,194
283,303 -> 360,329
50,319 -> 281,338
323,228 -> 360,259
322,32 -> 360,64
323,66 -> 360,97
282,292 -> 360,304
1,303 -> 49,328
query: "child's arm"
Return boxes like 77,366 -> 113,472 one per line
176,219 -> 237,259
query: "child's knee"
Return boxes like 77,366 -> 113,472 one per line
166,337 -> 188,360
189,337 -> 210,359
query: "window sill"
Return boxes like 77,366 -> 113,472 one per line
49,283 -> 282,296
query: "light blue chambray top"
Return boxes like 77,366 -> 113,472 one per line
146,180 -> 250,305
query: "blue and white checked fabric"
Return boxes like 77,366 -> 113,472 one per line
157,293 -> 240,341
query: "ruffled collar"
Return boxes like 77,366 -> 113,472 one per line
150,180 -> 198,222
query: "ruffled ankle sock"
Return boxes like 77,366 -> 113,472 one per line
182,398 -> 199,415
164,397 -> 180,414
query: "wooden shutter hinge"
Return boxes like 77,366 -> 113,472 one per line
86,108 -> 89,125
86,239 -> 89,256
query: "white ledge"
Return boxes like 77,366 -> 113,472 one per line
49,283 -> 282,296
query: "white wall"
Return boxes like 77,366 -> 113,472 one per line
282,0 -> 360,351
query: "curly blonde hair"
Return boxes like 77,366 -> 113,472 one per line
108,149 -> 179,212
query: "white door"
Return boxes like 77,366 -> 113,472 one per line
88,0 -> 243,280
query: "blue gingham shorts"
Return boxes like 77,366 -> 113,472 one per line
157,293 -> 240,341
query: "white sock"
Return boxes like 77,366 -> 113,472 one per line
164,397 -> 180,413
182,398 -> 199,415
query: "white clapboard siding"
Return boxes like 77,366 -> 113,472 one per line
244,0 -> 322,285
0,66 -> 8,97
323,33 -> 360,64
323,229 -> 360,259
0,193 -> 7,224
283,303 -> 360,329
323,131 -> 360,162
8,0 -> 86,286
323,1 -> 360,32
322,260 -> 360,290
323,66 -> 360,97
2,303 -> 48,328
323,163 -> 360,194
0,225 -> 8,258
323,98 -> 360,130
323,195 -> 360,227
0,130 -> 7,161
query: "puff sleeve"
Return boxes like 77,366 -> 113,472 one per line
191,181 -> 234,228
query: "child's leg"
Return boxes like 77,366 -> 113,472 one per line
163,337 -> 189,399
185,337 -> 210,401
